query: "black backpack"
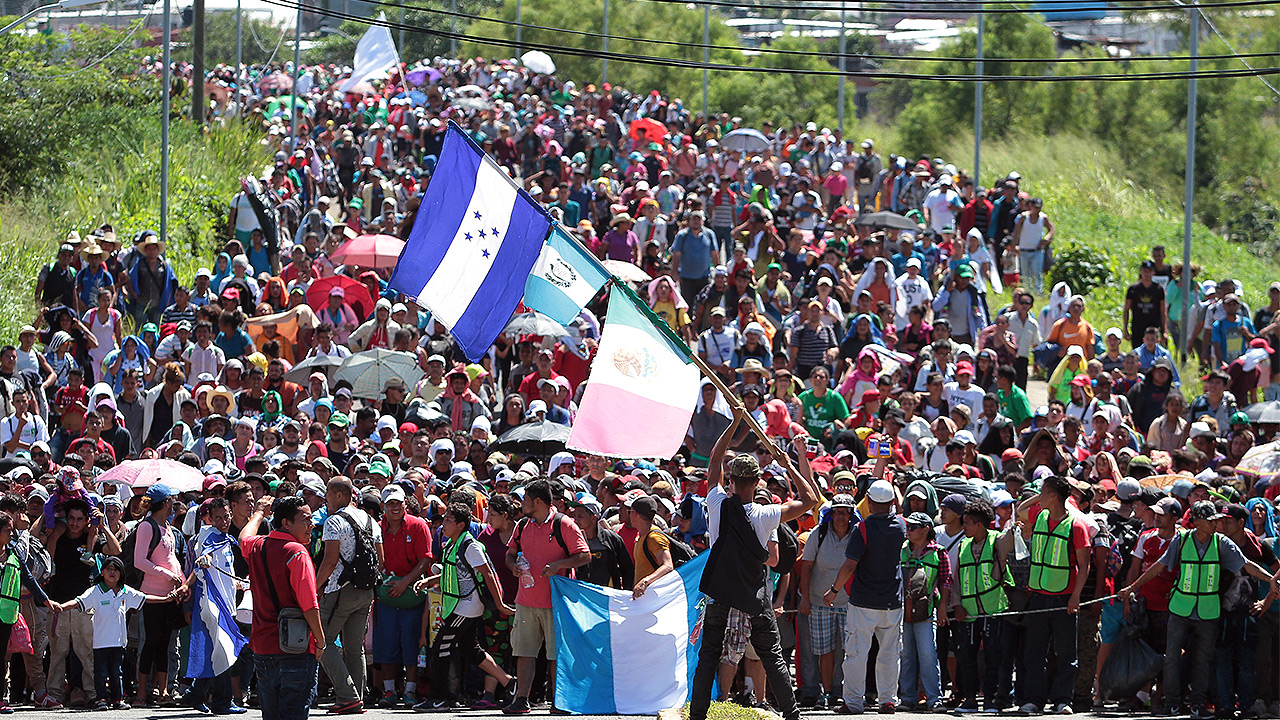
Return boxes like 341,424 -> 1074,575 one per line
641,530 -> 696,569
513,512 -> 572,557
774,523 -> 800,576
335,511 -> 379,590
121,517 -> 162,589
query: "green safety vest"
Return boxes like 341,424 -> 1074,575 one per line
900,543 -> 942,614
1028,510 -> 1073,593
957,535 -> 1010,618
1168,530 -> 1221,621
0,553 -> 20,625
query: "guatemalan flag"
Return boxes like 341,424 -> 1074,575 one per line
389,122 -> 551,361
523,223 -> 610,326
550,552 -> 709,715
567,284 -> 700,459
186,526 -> 247,678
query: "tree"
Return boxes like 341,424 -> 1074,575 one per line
174,10 -> 291,68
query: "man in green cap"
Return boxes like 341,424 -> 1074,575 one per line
756,262 -> 791,324
326,412 -> 355,473
931,263 -> 990,346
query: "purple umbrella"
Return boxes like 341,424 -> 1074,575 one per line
406,67 -> 442,86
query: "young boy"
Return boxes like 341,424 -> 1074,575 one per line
50,556 -> 177,710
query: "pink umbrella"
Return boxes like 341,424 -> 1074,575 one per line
330,233 -> 406,270
306,275 -> 375,320
97,458 -> 206,493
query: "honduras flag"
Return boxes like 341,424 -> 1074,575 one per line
550,552 -> 708,715
390,122 -> 551,361
524,223 -> 610,325
186,526 -> 247,678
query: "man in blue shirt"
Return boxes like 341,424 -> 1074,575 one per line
890,234 -> 925,278
671,211 -> 720,306
1135,327 -> 1182,386
1211,293 -> 1256,367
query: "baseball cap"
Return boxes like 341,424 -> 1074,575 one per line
1001,448 -> 1024,463
1189,421 -> 1215,440
327,412 -> 350,428
829,493 -> 857,510
1116,479 -> 1141,501
990,490 -> 1015,507
867,480 -> 896,504
905,512 -> 934,528
202,475 -> 227,491
567,491 -> 603,516
381,485 -> 406,504
954,430 -> 976,445
145,483 -> 176,503
1189,500 -> 1225,522
1151,497 -> 1183,516
941,493 -> 967,514
729,454 -> 760,480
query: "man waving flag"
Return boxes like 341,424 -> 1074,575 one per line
390,122 -> 551,360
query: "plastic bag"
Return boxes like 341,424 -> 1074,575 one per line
7,612 -> 32,655
1098,625 -> 1163,700
1012,529 -> 1030,561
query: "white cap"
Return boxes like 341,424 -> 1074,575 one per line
955,430 -> 977,445
376,415 -> 397,433
990,489 -> 1015,507
528,400 -> 548,415
429,439 -> 454,456
906,257 -> 922,269
867,480 -> 895,504
381,485 -> 406,504
1189,421 -> 1216,439
202,459 -> 225,475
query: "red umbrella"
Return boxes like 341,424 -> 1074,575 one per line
307,275 -> 375,321
628,117 -> 667,144
97,458 -> 206,492
330,233 -> 406,270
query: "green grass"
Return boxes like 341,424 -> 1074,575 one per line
678,701 -> 775,720
0,119 -> 268,341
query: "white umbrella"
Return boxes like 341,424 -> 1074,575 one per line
504,311 -> 569,337
455,84 -> 489,98
333,349 -> 425,400
520,50 -> 556,75
721,128 -> 770,154
603,259 -> 652,283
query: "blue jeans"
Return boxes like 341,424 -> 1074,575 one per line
93,647 -> 125,703
1021,248 -> 1046,294
254,653 -> 318,720
899,619 -> 940,707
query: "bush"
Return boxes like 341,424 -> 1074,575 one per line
1046,243 -> 1111,298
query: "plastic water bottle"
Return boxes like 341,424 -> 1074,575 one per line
689,598 -> 708,646
516,552 -> 534,589
417,646 -> 428,669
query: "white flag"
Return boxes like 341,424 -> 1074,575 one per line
339,14 -> 400,93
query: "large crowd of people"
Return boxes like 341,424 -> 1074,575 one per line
5,53 -> 1280,720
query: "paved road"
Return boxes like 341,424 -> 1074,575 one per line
2,708 -> 1181,720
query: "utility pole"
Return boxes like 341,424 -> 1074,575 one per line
837,1 -> 846,134
398,0 -> 404,56
702,4 -> 709,118
974,12 -> 984,188
192,0 -> 204,125
601,0 -> 608,86
1181,5 -> 1199,354
449,0 -> 456,57
161,0 -> 171,244
234,0 -> 241,84
290,0 -> 301,148
515,0 -> 522,56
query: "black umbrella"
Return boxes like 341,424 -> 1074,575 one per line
854,211 -> 921,231
491,420 -> 572,456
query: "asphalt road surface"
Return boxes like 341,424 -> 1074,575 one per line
4,707 -> 1200,719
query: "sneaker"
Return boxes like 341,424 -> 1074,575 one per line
1192,707 -> 1215,720
1269,702 -> 1280,719
879,703 -> 896,714
1019,703 -> 1042,715
112,701 -> 132,710
412,699 -> 456,712
503,697 -> 532,715
214,704 -> 249,714
34,692 -> 62,709
327,699 -> 365,715
1052,704 -> 1073,714
834,703 -> 864,715
471,696 -> 501,710
192,703 -> 212,714
550,706 -> 571,715
378,692 -> 398,708
0,704 -> 13,715
403,692 -> 419,707
93,700 -> 111,711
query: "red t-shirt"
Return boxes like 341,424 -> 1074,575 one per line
380,514 -> 433,578
54,385 -> 89,432
242,531 -> 319,655
517,370 -> 562,404
1134,529 -> 1176,612
507,512 -> 589,609
1031,510 -> 1091,596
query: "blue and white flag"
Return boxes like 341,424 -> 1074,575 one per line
524,223 -> 610,325
186,526 -> 247,679
389,123 -> 551,360
550,552 -> 708,715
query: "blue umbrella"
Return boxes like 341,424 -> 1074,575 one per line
408,90 -> 429,106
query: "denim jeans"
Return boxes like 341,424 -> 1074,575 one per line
1215,611 -> 1257,712
1165,613 -> 1218,707
898,619 -> 939,707
1021,593 -> 1077,709
187,670 -> 234,711
841,605 -> 903,711
1021,249 -> 1046,295
955,617 -> 1005,706
93,647 -> 125,703
254,653 -> 318,720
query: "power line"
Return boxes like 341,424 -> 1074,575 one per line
366,0 -> 1280,66
1196,6 -> 1280,98
635,0 -> 1280,15
8,4 -> 154,80
275,0 -> 1280,82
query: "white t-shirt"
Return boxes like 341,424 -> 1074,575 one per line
320,507 -> 384,594
184,343 -> 225,379
943,382 -> 985,416
706,483 -> 782,549
233,193 -> 262,234
0,414 -> 48,456
454,539 -> 492,619
76,584 -> 147,648
923,188 -> 960,233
